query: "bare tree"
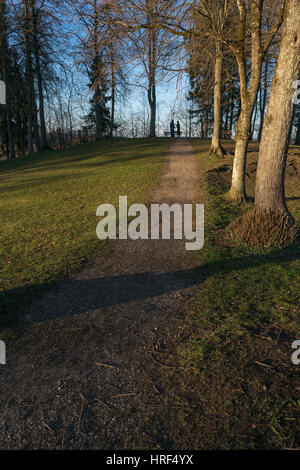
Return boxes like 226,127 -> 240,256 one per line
255,0 -> 300,219
111,0 -> 181,137
30,0 -> 49,149
228,0 -> 285,201
0,0 -> 15,158
193,1 -> 234,156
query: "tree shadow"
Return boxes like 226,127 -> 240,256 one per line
1,244 -> 299,330
0,139 -> 166,175
0,150 -> 162,193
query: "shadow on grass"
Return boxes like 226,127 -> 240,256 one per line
0,151 -> 162,193
0,148 -> 166,194
0,143 -> 202,194
0,139 -> 167,175
1,243 -> 299,330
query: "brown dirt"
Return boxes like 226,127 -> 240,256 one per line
0,140 -> 205,450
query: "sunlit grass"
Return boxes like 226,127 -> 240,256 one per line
0,138 -> 168,327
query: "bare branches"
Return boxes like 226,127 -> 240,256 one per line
262,0 -> 285,54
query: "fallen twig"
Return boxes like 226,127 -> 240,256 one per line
254,361 -> 273,369
42,421 -> 54,434
111,393 -> 135,398
93,398 -> 112,411
95,362 -> 120,369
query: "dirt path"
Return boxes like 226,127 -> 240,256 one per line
0,140 -> 204,449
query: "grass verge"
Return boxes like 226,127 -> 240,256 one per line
164,141 -> 300,449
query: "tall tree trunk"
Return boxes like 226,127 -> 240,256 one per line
32,86 -> 40,151
24,0 -> 34,154
110,46 -> 115,138
204,108 -> 208,138
95,99 -> 101,141
93,0 -> 103,142
255,0 -> 300,217
229,17 -> 262,200
229,85 -> 234,131
257,56 -> 269,142
251,97 -> 258,140
230,77 -> 259,202
32,2 -> 47,150
27,100 -> 33,154
5,103 -> 15,159
68,108 -> 73,147
230,105 -> 252,200
210,41 -> 226,157
229,0 -> 284,202
0,0 -> 15,159
200,116 -> 204,138
147,11 -> 156,138
35,54 -> 47,148
148,84 -> 156,137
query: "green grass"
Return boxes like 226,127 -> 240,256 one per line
190,140 -> 300,342
0,138 -> 168,329
175,141 -> 300,449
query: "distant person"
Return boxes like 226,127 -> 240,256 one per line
170,119 -> 175,137
177,121 -> 181,137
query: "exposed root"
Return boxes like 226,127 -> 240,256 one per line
226,188 -> 250,204
225,209 -> 299,248
209,143 -> 227,158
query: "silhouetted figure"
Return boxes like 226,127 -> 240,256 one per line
177,121 -> 181,137
170,119 -> 175,137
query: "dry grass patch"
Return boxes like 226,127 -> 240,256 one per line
226,209 -> 299,249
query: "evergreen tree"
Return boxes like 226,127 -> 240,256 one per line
86,52 -> 111,140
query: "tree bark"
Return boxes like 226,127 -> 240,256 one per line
229,85 -> 235,131
110,45 -> 115,138
147,23 -> 156,138
24,0 -> 34,154
229,0 -> 284,202
0,0 -> 15,159
32,86 -> 41,151
95,100 -> 102,141
257,56 -> 269,142
255,0 -> 300,216
32,1 -> 48,150
230,87 -> 258,201
230,107 -> 251,200
5,101 -> 15,159
148,84 -> 156,137
229,0 -> 252,201
210,41 -> 226,157
251,96 -> 258,140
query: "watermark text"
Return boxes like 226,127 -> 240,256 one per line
96,196 -> 204,251
0,80 -> 6,105
292,80 -> 300,105
0,341 -> 6,365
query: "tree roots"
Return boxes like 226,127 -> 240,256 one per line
226,209 -> 299,248
209,143 -> 227,158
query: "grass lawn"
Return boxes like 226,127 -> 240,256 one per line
172,140 -> 300,448
0,138 -> 168,331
